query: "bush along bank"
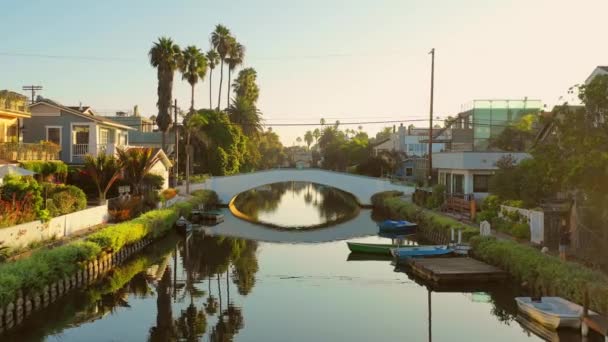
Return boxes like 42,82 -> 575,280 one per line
0,190 -> 218,332
371,191 -> 479,243
471,236 -> 608,315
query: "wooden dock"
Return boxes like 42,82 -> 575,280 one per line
407,257 -> 507,284
583,314 -> 608,339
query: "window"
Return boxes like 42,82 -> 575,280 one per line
473,174 -> 491,193
73,125 -> 89,144
46,127 -> 61,146
405,167 -> 413,177
99,129 -> 109,145
453,174 -> 464,194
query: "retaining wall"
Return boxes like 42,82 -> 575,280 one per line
0,205 -> 109,248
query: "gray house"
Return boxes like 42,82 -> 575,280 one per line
23,99 -> 134,164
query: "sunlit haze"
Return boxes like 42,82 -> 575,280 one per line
2,0 -> 607,144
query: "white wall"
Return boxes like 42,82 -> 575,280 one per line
181,169 -> 415,205
149,161 -> 169,190
0,204 -> 109,248
433,152 -> 530,170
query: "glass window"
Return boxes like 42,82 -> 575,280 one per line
473,174 -> 491,192
453,174 -> 464,194
73,125 -> 89,144
405,167 -> 413,177
46,127 -> 61,145
99,129 -> 109,145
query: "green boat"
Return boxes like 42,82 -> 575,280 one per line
346,242 -> 408,255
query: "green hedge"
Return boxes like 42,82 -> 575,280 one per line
20,161 -> 68,179
471,236 -> 608,314
0,190 -> 218,307
372,191 -> 479,241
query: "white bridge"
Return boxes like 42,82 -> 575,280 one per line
183,169 -> 414,206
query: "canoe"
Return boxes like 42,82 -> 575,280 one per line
515,297 -> 594,329
347,242 -> 411,255
377,220 -> 417,234
390,245 -> 453,258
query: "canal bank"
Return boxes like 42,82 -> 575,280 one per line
372,191 -> 608,316
0,190 -> 219,333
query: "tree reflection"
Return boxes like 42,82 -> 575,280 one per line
149,267 -> 177,341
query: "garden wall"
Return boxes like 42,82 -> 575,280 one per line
0,205 -> 109,248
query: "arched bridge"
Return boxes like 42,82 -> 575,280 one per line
183,169 -> 414,206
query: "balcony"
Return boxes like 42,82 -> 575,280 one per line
0,142 -> 60,161
71,143 -> 128,162
0,90 -> 31,119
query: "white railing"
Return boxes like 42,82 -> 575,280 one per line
73,144 -> 89,156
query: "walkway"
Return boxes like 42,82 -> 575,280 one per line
181,169 -> 414,205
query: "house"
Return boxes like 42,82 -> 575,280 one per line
104,110 -> 176,157
0,90 -> 61,162
585,66 -> 608,84
130,147 -> 172,190
432,99 -> 541,200
373,124 -> 446,157
23,99 -> 134,164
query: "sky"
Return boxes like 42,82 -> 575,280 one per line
2,0 -> 607,145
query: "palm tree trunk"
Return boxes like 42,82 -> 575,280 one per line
209,70 -> 213,110
227,68 -> 231,108
217,60 -> 224,110
190,84 -> 195,111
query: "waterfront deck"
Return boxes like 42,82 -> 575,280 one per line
408,257 -> 507,284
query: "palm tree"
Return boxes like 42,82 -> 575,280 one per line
179,46 -> 208,111
84,152 -> 122,205
149,37 -> 182,152
226,41 -> 245,106
211,24 -> 233,110
227,97 -> 263,137
205,50 -> 220,109
304,131 -> 313,150
312,128 -> 320,145
320,118 -> 326,126
183,111 -> 209,194
116,147 -> 161,196
296,137 -> 302,145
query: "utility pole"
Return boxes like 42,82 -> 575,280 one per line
427,48 -> 435,186
22,85 -> 43,104
172,99 -> 179,187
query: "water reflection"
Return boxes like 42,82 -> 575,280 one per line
232,181 -> 360,229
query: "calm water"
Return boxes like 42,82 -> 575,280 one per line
232,182 -> 359,229
3,182 -> 600,341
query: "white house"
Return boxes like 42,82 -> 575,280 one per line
433,151 -> 530,200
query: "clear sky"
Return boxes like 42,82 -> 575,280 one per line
2,0 -> 607,145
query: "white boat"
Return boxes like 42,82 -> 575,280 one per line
515,297 -> 593,329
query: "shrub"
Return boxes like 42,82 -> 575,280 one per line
161,188 -> 178,201
20,161 -> 68,182
426,184 -> 445,209
0,175 -> 47,224
511,222 -> 531,240
470,236 -> 608,314
0,193 -> 38,228
45,184 -> 87,217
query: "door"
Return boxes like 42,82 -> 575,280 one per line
453,174 -> 464,195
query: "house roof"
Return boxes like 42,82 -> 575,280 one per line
127,147 -> 173,169
30,99 -> 135,131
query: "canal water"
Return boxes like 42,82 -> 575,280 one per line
2,182 -> 598,341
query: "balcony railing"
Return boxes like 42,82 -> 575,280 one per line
73,144 -> 89,157
0,142 -> 60,161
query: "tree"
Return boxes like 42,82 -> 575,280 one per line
183,112 -> 209,194
149,37 -> 181,152
211,24 -> 233,109
296,137 -> 302,145
116,147 -> 161,196
84,152 -> 122,205
227,96 -> 263,137
312,128 -> 321,145
232,68 -> 259,105
304,131 -> 313,150
226,40 -> 245,106
205,49 -> 220,109
179,46 -> 207,111
320,118 -> 326,126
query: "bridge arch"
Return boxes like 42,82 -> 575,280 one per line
184,169 -> 414,206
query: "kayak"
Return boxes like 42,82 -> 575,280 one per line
377,220 -> 417,234
390,245 -> 453,258
347,242 -> 411,255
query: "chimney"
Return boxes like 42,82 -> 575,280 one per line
79,102 -> 82,111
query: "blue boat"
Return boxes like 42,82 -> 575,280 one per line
390,245 -> 453,259
377,220 -> 417,234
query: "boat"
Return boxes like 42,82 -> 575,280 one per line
175,216 -> 192,234
515,297 -> 594,329
377,220 -> 417,234
390,245 -> 453,259
347,242 -> 411,255
191,209 -> 225,223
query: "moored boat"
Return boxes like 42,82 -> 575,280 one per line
390,245 -> 453,258
377,220 -> 417,234
347,242 -> 410,255
515,297 -> 593,330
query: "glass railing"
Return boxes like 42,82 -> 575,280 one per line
0,142 -> 60,161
